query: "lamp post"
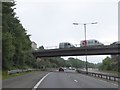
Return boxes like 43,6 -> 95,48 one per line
73,22 -> 97,74
75,44 -> 78,59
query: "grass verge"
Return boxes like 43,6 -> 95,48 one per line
99,70 -> 118,75
0,70 -> 1,80
2,70 -> 36,80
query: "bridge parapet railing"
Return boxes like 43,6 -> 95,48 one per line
76,70 -> 120,82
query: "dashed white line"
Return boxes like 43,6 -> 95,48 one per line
111,83 -> 118,86
32,72 -> 52,90
74,80 -> 78,82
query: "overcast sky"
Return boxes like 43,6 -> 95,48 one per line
14,0 -> 119,63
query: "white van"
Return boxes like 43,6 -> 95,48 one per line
59,42 -> 75,49
80,39 -> 104,47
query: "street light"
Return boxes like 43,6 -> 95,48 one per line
73,22 -> 97,74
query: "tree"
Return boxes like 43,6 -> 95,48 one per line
2,32 -> 15,69
99,57 -> 113,71
39,46 -> 44,50
2,1 -> 37,70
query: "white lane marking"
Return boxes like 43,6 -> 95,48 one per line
111,83 -> 118,86
74,80 -> 78,82
32,72 -> 52,90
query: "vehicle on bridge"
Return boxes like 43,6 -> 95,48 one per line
110,41 -> 120,45
80,39 -> 104,47
59,42 -> 75,49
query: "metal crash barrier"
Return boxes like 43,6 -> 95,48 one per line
76,70 -> 120,82
7,68 -> 36,75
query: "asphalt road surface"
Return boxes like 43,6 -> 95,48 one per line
3,71 -> 48,88
37,72 -> 118,88
3,70 -> 118,89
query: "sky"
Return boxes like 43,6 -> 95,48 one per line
14,0 -> 119,63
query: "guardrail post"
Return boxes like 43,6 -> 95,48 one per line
109,76 -> 111,80
94,73 -> 96,77
114,77 -> 116,81
92,73 -> 93,76
98,74 -> 100,77
106,75 -> 108,80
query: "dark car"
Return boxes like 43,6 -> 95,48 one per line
59,67 -> 64,72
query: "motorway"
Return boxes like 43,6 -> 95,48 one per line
2,70 -> 118,89
37,71 -> 118,88
3,71 -> 48,88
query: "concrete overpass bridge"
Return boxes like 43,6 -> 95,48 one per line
32,45 -> 120,58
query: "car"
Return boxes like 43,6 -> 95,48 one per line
80,39 -> 104,47
59,42 -> 75,49
110,41 -> 120,45
63,67 -> 67,70
59,67 -> 64,72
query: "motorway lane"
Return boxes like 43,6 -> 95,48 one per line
38,72 -> 80,88
37,72 -> 118,88
3,71 -> 49,88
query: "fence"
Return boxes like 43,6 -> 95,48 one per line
76,70 -> 120,82
7,68 -> 37,75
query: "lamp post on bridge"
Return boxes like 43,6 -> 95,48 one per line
73,22 -> 97,74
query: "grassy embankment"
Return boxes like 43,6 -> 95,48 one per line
99,69 -> 119,76
2,70 -> 36,80
2,68 -> 57,80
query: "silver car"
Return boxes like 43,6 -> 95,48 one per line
110,41 -> 120,45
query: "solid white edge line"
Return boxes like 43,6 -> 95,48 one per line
32,72 -> 52,90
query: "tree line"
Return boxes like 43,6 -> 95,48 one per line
98,56 -> 119,72
35,56 -> 97,70
2,1 -> 37,70
37,46 -> 97,69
